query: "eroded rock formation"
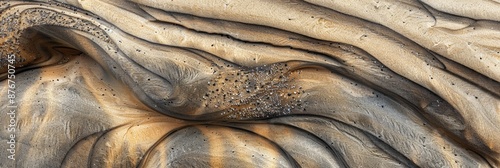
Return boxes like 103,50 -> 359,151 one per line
0,0 -> 499,167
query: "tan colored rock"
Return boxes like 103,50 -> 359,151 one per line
0,0 -> 499,167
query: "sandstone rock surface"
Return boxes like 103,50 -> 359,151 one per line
1,0 -> 499,167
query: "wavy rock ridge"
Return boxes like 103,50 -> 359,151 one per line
1,0 -> 499,167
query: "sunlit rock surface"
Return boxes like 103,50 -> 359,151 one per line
1,0 -> 499,167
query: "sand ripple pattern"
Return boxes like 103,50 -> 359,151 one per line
0,0 -> 499,167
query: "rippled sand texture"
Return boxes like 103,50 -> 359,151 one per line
1,0 -> 499,167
